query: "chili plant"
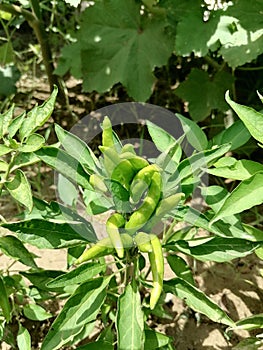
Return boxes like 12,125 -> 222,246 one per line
1,90 -> 263,349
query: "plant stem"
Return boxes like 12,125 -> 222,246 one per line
0,3 -> 69,107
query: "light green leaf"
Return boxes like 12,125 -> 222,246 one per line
35,146 -> 92,190
41,276 -> 111,350
17,324 -> 31,350
8,112 -> 26,139
211,172 -> 263,223
0,235 -> 38,268
0,160 -> 8,172
18,134 -> 45,153
208,158 -> 263,180
226,91 -> 263,144
55,124 -> 100,173
11,152 -> 40,171
2,219 -> 96,249
168,237 -> 260,263
212,120 -> 251,151
0,144 -> 12,156
5,169 -> 33,211
164,278 -> 234,326
233,314 -> 263,331
176,113 -> 208,151
176,69 -> 234,121
0,104 -> 14,138
117,283 -> 144,350
144,329 -> 171,350
47,262 -> 105,288
19,86 -> 58,140
23,304 -> 52,321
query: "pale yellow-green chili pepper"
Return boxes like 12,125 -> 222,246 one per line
102,116 -> 115,148
125,171 -> 162,234
74,237 -> 114,264
134,232 -> 152,253
148,234 -> 164,310
106,213 -> 126,258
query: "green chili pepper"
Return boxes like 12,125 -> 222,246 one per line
102,116 -> 115,148
89,174 -> 108,193
111,159 -> 136,191
130,164 -> 160,203
134,232 -> 152,252
106,213 -> 126,258
125,171 -> 162,234
0,275 -> 11,323
155,193 -> 184,217
75,237 -> 114,264
148,234 -> 164,310
120,152 -> 149,172
120,233 -> 134,249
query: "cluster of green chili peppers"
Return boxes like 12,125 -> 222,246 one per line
75,116 -> 183,309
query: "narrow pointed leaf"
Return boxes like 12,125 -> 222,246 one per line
0,104 -> 14,138
211,172 -> 263,223
164,278 -> 234,326
117,283 -> 144,350
41,276 -> 111,350
0,235 -> 38,268
226,90 -> 263,144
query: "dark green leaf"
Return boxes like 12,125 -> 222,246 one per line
0,235 -> 37,268
167,254 -> 194,285
2,219 -> 96,249
0,275 -> 11,323
76,340 -> 113,350
233,314 -> 263,331
144,329 -> 171,350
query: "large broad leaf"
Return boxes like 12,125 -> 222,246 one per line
55,0 -> 173,101
211,172 -> 263,224
0,236 -> 38,268
176,69 -> 234,121
5,170 -> 33,212
2,219 -> 96,249
35,147 -> 92,190
19,86 -> 58,140
116,283 -> 144,350
167,237 -> 260,263
225,91 -> 263,145
164,278 -> 234,326
41,276 -> 111,350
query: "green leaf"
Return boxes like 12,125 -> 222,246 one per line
168,237 -> 260,263
57,0 -> 173,101
0,104 -> 14,138
208,158 -> 263,180
2,219 -> 96,249
164,278 -> 234,326
212,120 -> 251,151
55,124 -> 100,173
57,174 -> 78,207
18,134 -> 45,153
144,329 -> 171,350
20,270 -> 66,292
0,144 -> 12,156
232,338 -> 263,350
41,277 -> 111,350
104,179 -> 131,213
0,236 -> 38,268
35,146 -> 92,190
167,254 -> 194,285
8,112 -> 26,139
47,262 -> 105,288
176,69 -> 234,121
23,304 -> 52,321
76,340 -> 113,350
17,324 -> 31,350
233,314 -> 263,331
117,283 -> 144,350
0,275 -> 11,323
11,152 -> 40,171
0,65 -> 20,97
211,171 -> 263,223
19,86 -> 58,140
5,170 -> 33,211
175,113 -> 208,151
225,91 -> 263,145
147,120 -> 182,162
